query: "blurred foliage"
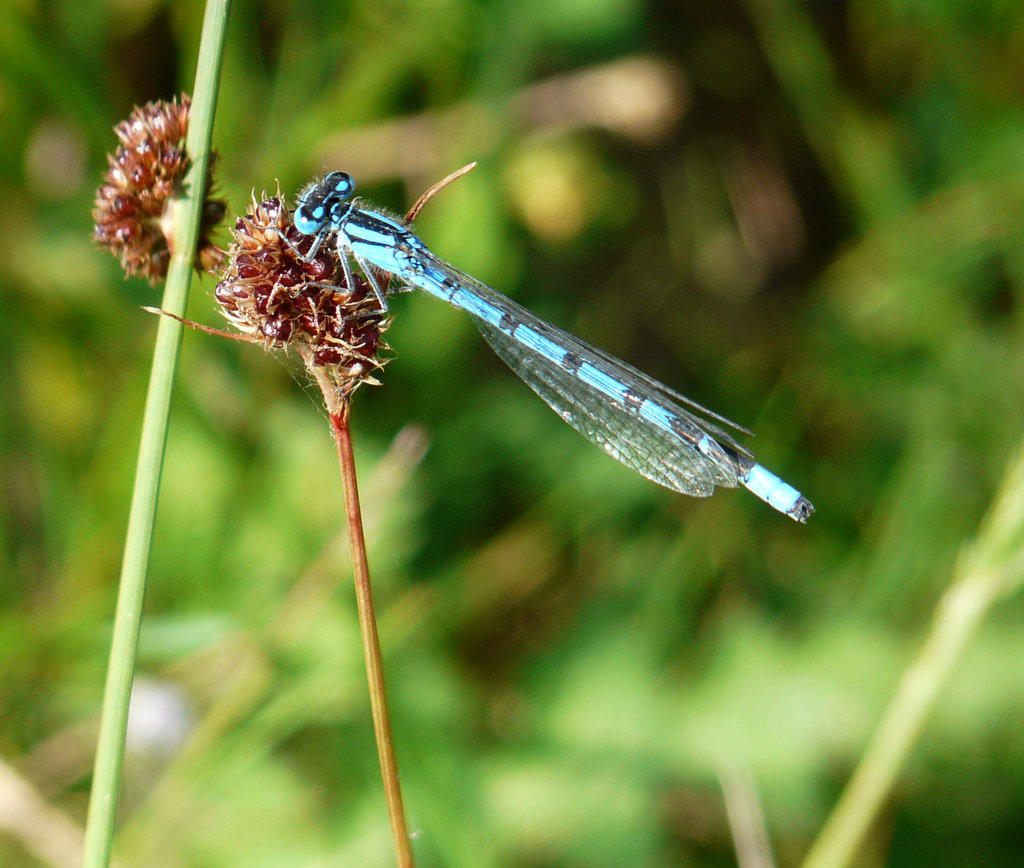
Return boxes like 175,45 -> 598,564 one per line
2,0 -> 1024,865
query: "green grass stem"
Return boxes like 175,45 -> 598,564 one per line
82,3 -> 231,866
802,442 -> 1024,868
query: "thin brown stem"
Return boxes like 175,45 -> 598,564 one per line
323,388 -> 413,868
404,161 -> 478,222
140,307 -> 266,345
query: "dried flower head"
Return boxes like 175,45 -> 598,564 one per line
215,190 -> 389,401
93,94 -> 225,283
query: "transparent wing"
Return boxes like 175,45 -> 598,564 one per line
476,316 -> 735,495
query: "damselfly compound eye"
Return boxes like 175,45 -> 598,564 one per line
324,171 -> 355,199
293,202 -> 324,236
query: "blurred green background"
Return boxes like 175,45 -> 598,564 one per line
3,0 -> 1024,865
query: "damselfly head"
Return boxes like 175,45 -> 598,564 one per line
294,171 -> 355,236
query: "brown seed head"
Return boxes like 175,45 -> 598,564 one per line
215,190 -> 389,399
93,94 -> 226,282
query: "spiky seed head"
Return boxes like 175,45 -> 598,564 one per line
93,95 -> 225,282
215,191 -> 389,399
